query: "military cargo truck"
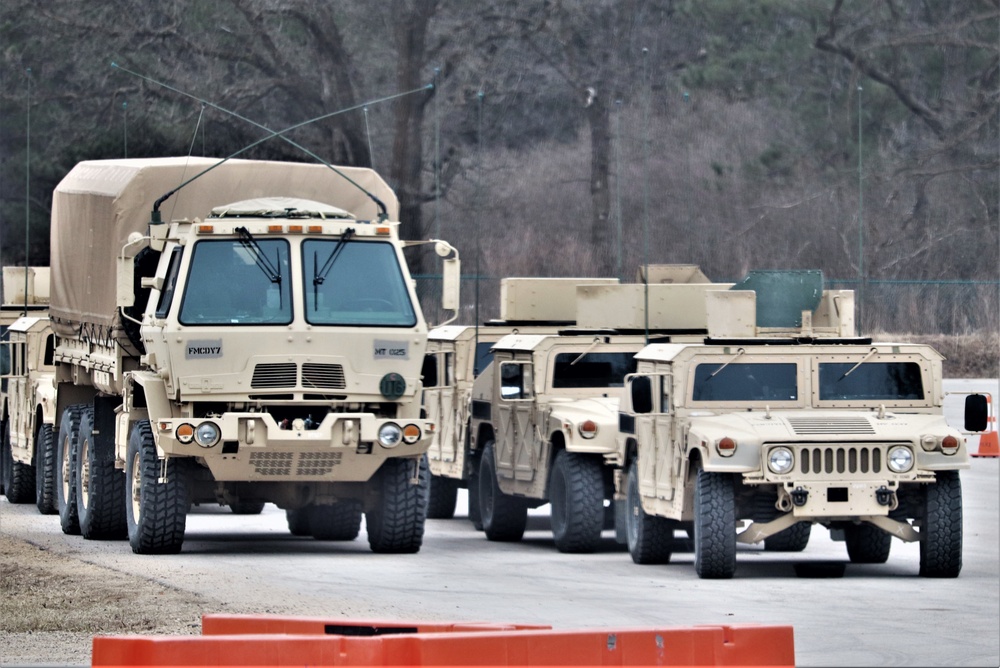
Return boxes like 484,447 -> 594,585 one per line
47,157 -> 459,554
617,271 -> 978,578
0,268 -> 57,512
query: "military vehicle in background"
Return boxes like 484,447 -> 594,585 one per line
617,271 -> 979,578
45,157 -> 459,554
0,267 -> 57,512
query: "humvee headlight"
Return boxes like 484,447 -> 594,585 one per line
887,446 -> 914,473
578,420 -> 599,439
378,423 -> 402,448
175,423 -> 195,445
194,422 -> 221,448
767,447 -> 794,474
402,423 -> 422,445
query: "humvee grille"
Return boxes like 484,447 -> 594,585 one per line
787,416 -> 875,435
251,363 -> 297,388
798,445 -> 884,476
302,363 -> 346,389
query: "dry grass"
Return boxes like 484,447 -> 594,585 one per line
870,330 -> 999,379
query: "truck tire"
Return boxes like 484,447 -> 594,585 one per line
919,470 -> 963,578
845,522 -> 891,563
56,406 -> 82,535
365,456 -> 429,554
478,441 -> 528,542
693,468 -> 737,579
427,475 -> 459,519
35,424 -> 57,514
286,507 -> 312,536
764,521 -> 812,552
126,420 -> 188,554
310,501 -> 363,541
2,421 -> 36,504
76,407 -> 127,540
549,450 -> 604,553
230,501 -> 266,515
626,459 -> 674,564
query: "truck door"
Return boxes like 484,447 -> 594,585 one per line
495,359 -> 535,482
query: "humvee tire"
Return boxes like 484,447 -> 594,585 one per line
693,468 -> 736,579
57,405 -> 82,535
764,521 -> 812,552
76,407 -> 127,540
286,507 -> 312,536
626,460 -> 673,564
478,441 -> 528,542
427,475 -> 459,519
549,450 -> 604,553
845,523 -> 891,564
468,470 -> 483,530
2,421 -> 35,504
35,424 -> 57,514
919,471 -> 963,578
310,501 -> 363,541
230,500 -> 266,515
365,457 -> 429,554
126,420 -> 188,554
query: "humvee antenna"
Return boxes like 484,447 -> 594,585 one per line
111,63 -> 432,222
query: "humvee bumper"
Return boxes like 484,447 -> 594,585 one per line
774,479 -> 914,518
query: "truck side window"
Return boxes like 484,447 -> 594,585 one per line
500,362 -> 531,400
155,247 -> 183,319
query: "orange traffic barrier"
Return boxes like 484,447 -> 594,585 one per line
972,394 -> 999,458
91,616 -> 796,667
201,614 -> 549,636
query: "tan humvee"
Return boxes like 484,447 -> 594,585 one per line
617,271 -> 977,578
45,157 -> 459,554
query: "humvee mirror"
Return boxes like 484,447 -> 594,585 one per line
964,394 -> 989,432
630,375 -> 653,414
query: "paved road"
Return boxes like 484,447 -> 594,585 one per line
1,380 -> 997,667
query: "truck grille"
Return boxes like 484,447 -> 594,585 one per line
249,451 -> 343,477
787,416 -> 875,435
250,363 -> 347,390
251,363 -> 297,388
797,445 -> 884,476
302,363 -> 346,390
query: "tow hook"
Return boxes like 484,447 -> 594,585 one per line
875,486 -> 894,506
790,487 -> 809,507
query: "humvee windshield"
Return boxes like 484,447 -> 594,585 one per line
552,352 -> 637,389
818,362 -> 924,400
692,362 -> 798,401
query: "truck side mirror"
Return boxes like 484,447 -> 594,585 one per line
630,376 -> 653,414
965,394 -> 989,432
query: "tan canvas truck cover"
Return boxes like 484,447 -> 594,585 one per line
49,157 -> 398,339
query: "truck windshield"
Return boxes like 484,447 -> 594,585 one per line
179,240 -> 292,325
303,239 -> 416,327
819,362 -> 925,400
552,352 -> 637,389
692,362 -> 798,401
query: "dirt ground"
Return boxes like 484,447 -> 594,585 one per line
0,533 -> 211,666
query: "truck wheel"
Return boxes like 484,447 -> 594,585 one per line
468,470 -> 483,530
230,501 -> 266,515
694,468 -> 737,579
549,450 -> 604,553
478,441 -> 527,542
56,406 -> 82,535
764,521 -> 812,552
35,424 -> 57,514
126,420 -> 188,554
427,475 -> 459,519
311,501 -> 363,541
626,459 -> 674,564
365,456 -> 429,554
844,523 -> 891,563
76,407 -> 127,540
2,421 -> 36,504
919,470 -> 963,578
286,507 -> 312,536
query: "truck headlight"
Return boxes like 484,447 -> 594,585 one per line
767,447 -> 794,474
195,421 -> 221,448
887,446 -> 914,473
378,423 -> 402,448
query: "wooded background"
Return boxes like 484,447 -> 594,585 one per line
0,1 -> 996,345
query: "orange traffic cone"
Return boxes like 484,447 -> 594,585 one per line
973,431 -> 1000,458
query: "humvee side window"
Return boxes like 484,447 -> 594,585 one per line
444,352 -> 454,386
44,334 -> 54,366
660,376 -> 670,413
474,341 -> 494,377
500,362 -> 532,399
552,352 -> 637,389
692,363 -> 798,402
819,362 -> 924,401
421,354 -> 439,388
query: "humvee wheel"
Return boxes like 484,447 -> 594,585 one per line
286,507 -> 312,536
35,424 -> 57,514
365,456 -> 429,554
693,468 -> 736,579
1,421 -> 35,504
230,501 -> 266,515
468,470 -> 483,530
764,521 -> 812,552
125,420 -> 188,554
478,441 -> 527,542
626,460 -> 674,564
845,523 -> 891,563
427,475 -> 459,519
56,406 -> 83,535
549,450 -> 604,553
311,501 -> 363,541
76,407 -> 127,540
919,470 -> 963,578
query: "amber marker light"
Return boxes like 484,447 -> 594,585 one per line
717,436 -> 737,457
197,224 -> 214,234
268,224 -> 284,233
402,424 -> 422,445
308,225 -> 324,233
175,423 -> 195,444
375,226 -> 391,236
578,420 -> 599,439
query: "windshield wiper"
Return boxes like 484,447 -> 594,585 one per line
312,228 -> 356,305
708,347 -> 745,379
236,227 -> 282,284
837,347 -> 878,381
